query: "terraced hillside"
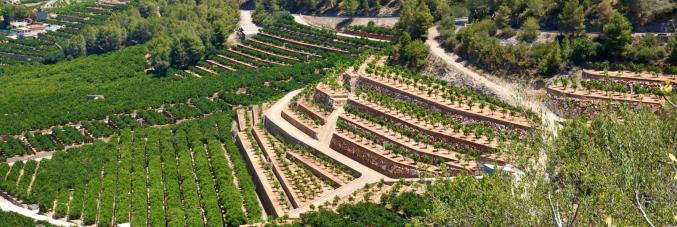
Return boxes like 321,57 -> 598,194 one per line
0,113 -> 261,226
203,52 -> 541,220
179,19 -> 389,78
0,2 -> 129,65
271,54 -> 539,178
0,18 -> 387,162
0,19 -> 393,225
546,70 -> 674,117
234,105 -> 357,217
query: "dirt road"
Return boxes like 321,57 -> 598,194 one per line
426,26 -> 562,132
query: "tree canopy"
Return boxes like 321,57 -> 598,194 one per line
602,12 -> 633,60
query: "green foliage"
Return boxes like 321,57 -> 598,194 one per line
426,173 -> 537,225
438,15 -> 457,47
671,33 -> 677,63
345,23 -> 394,35
533,41 -> 564,75
631,34 -> 667,63
14,112 -> 268,226
0,4 -> 30,29
570,35 -> 600,64
602,12 -> 633,60
0,43 -> 345,135
0,136 -> 30,159
519,17 -> 540,43
512,109 -> 676,226
0,210 -> 58,227
558,0 -> 586,35
591,0 -> 615,28
399,39 -> 430,69
300,202 -> 407,227
168,34 -> 206,69
391,191 -> 430,218
342,0 -> 358,15
396,0 -> 434,39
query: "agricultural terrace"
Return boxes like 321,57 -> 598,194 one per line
188,18 -> 389,77
0,113 -> 263,226
0,20 -> 387,161
0,2 -> 128,65
546,70 -> 674,117
212,52 -> 538,219
280,53 -> 539,179
234,105 -> 357,217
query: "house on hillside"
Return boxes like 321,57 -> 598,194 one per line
14,23 -> 47,38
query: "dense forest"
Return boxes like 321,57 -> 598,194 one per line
257,0 -> 676,76
264,0 -> 674,28
438,0 -> 677,76
64,0 -> 239,71
388,0 -> 676,76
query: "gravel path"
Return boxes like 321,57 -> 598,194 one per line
228,10 -> 260,43
426,26 -> 562,133
291,14 -> 399,29
0,196 -> 79,227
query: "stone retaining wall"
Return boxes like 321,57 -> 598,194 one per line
232,132 -> 284,217
313,87 -> 334,108
263,115 -> 361,177
329,134 -> 422,178
250,128 -> 301,208
356,77 -> 529,135
347,99 -> 494,152
295,101 -> 327,125
582,70 -> 676,87
545,92 -> 659,118
281,109 -> 318,139
285,151 -> 343,188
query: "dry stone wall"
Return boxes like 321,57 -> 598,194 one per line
356,77 -> 528,135
329,134 -> 422,178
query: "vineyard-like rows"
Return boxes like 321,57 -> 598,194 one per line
0,44 -> 346,160
184,18 -> 388,78
545,70 -> 670,117
0,98 -> 230,161
0,112 -> 262,226
280,54 -> 530,178
236,105 -> 356,214
0,2 -> 127,65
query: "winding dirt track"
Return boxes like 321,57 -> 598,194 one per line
426,26 -> 562,133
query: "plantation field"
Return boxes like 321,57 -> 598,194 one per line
0,17 -> 391,161
0,45 -> 343,135
0,2 -> 128,65
0,113 -> 262,226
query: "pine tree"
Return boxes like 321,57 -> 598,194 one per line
602,12 -> 633,60
342,0 -> 359,16
558,0 -> 586,35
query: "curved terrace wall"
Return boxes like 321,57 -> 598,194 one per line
356,77 -> 531,134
